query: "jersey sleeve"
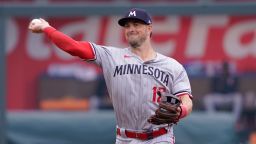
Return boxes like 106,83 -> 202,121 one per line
89,42 -> 117,67
172,64 -> 193,98
43,27 -> 95,60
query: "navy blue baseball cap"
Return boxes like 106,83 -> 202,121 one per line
118,8 -> 152,26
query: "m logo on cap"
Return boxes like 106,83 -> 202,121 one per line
128,11 -> 136,17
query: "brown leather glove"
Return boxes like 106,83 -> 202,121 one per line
148,92 -> 182,125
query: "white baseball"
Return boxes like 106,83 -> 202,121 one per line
31,19 -> 41,24
29,19 -> 43,33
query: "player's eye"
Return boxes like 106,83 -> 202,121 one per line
124,23 -> 130,28
134,22 -> 143,28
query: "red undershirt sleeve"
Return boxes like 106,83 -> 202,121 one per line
43,27 -> 95,60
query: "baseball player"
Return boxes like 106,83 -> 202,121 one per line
28,8 -> 193,144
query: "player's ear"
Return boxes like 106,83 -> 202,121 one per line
148,24 -> 152,31
147,25 -> 153,37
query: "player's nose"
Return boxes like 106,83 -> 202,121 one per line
128,26 -> 137,34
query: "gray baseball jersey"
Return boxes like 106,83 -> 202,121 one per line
89,42 -> 192,131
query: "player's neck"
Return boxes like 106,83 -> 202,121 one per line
130,42 -> 156,61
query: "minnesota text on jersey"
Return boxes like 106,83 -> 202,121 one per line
113,64 -> 169,86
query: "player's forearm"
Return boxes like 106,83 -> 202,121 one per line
180,94 -> 193,118
182,96 -> 193,114
43,27 -> 94,59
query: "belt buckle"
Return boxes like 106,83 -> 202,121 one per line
145,130 -> 154,140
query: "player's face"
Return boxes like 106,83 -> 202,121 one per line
124,20 -> 152,48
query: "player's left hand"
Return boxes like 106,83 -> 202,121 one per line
148,93 -> 182,125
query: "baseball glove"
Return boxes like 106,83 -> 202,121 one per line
148,92 -> 182,125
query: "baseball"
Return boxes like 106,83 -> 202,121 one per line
31,19 -> 41,24
30,19 -> 42,33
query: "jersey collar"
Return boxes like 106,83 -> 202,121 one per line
126,48 -> 159,63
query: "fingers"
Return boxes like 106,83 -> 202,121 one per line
39,18 -> 50,30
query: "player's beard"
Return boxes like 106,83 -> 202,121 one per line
127,33 -> 147,48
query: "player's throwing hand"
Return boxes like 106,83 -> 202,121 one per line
28,18 -> 50,33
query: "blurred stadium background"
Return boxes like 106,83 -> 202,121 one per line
1,0 -> 256,144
